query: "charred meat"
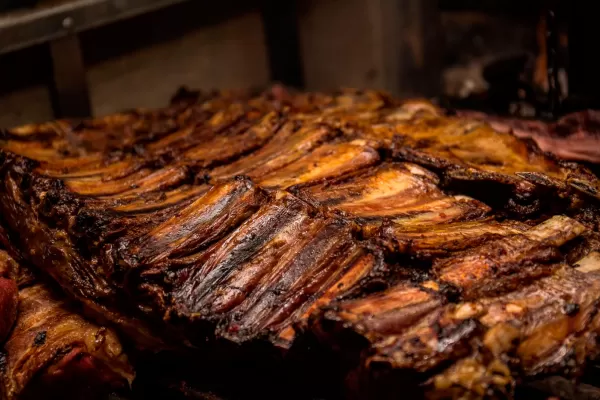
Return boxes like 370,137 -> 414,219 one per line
0,86 -> 599,399
0,250 -> 133,400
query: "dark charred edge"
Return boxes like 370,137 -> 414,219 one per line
1,156 -> 267,351
569,203 -> 600,232
305,307 -> 485,400
0,151 -> 175,348
169,87 -> 205,106
0,146 -> 381,356
168,85 -> 280,108
0,226 -> 38,290
0,150 -> 84,228
563,231 -> 600,266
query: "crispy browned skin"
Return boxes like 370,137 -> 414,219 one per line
382,219 -> 528,258
312,264 -> 600,399
0,152 -> 383,350
296,162 -> 489,222
294,162 -> 495,255
0,250 -> 133,400
434,215 -> 586,299
1,86 -> 600,400
428,265 -> 600,399
339,102 -> 598,215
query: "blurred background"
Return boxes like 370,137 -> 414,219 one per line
0,0 -> 582,127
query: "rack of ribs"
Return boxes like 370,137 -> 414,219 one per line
0,86 -> 599,399
0,249 -> 133,400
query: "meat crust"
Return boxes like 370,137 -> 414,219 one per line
0,86 -> 599,399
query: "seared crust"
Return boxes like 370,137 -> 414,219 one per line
0,87 -> 599,399
0,250 -> 133,400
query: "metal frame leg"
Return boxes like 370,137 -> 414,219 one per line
367,0 -> 442,97
48,34 -> 92,119
260,0 -> 304,88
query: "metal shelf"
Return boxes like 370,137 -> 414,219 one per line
0,0 -> 305,120
0,0 -> 190,54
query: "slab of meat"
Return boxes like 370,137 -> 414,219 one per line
311,251 -> 600,399
456,109 -> 600,165
433,215 -> 586,299
0,250 -> 133,400
0,86 -> 599,399
348,103 -> 599,215
0,152 -> 384,350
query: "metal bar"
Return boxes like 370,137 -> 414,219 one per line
567,1 -> 600,110
367,0 -> 442,97
48,34 -> 92,118
260,0 -> 304,88
544,6 -> 561,118
0,0 -> 190,55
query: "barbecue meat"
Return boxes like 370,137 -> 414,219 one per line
256,140 -> 380,190
311,264 -> 600,399
456,109 -> 600,165
381,219 -> 528,258
294,162 -> 498,257
295,162 -> 489,224
210,121 -> 338,181
0,151 -> 382,350
0,250 -> 133,400
349,103 -> 599,214
0,252 -> 18,343
0,86 -> 600,399
429,265 -> 600,399
434,215 -> 586,299
309,215 -> 591,399
2,284 -> 134,400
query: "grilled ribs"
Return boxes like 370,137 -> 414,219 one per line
311,221 -> 599,399
0,250 -> 133,400
0,86 -> 599,399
